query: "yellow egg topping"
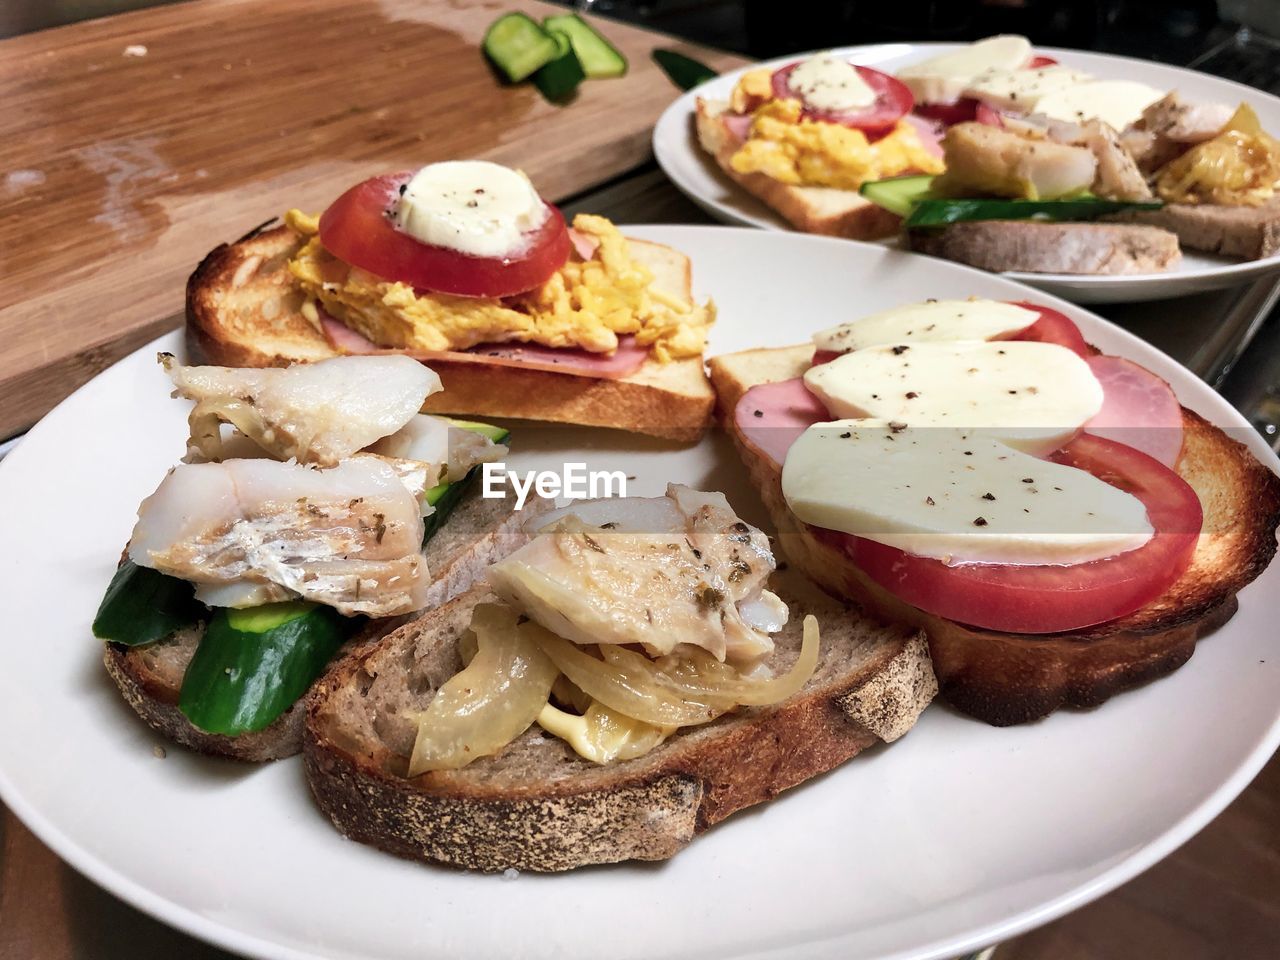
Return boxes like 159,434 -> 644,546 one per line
285,211 -> 713,361
726,92 -> 944,191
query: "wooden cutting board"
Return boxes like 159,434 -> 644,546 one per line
0,0 -> 744,438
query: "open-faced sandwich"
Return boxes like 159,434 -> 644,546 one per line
698,36 -> 1280,274
95,353 -> 542,761
304,484 -> 936,871
709,297 -> 1280,725
863,36 -> 1280,274
187,160 -> 716,441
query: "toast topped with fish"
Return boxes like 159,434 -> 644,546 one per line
708,297 -> 1280,724
304,485 -> 936,871
96,353 -> 546,761
187,161 -> 716,442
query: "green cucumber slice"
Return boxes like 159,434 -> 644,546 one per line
859,175 -> 938,218
904,197 -> 1163,228
532,29 -> 586,102
444,417 -> 511,444
651,49 -> 717,91
178,602 -> 351,735
483,12 -> 559,83
93,560 -> 203,647
542,13 -> 628,78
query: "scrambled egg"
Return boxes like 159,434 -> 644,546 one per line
727,77 -> 944,191
1156,104 -> 1280,207
285,212 -> 713,362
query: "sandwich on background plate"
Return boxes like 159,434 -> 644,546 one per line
304,484 -> 937,871
708,296 -> 1280,724
95,353 -> 543,761
187,160 -> 716,441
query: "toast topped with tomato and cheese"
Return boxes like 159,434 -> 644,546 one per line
187,161 -> 716,442
708,298 -> 1280,725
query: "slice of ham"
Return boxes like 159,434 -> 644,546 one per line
735,378 -> 828,468
1082,355 -> 1184,468
318,309 -> 648,381
903,113 -> 944,157
723,112 -> 754,148
567,228 -> 600,261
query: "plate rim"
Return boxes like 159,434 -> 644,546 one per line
652,41 -> 1280,296
2,223 -> 1279,960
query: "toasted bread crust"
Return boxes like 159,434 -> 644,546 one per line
186,226 -> 714,442
694,98 -> 902,241
708,344 -> 1280,725
102,493 -> 546,761
304,586 -> 936,872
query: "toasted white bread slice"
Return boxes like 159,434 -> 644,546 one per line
708,344 -> 1280,725
304,575 -> 936,872
103,491 -> 546,762
186,223 -> 715,442
694,98 -> 902,241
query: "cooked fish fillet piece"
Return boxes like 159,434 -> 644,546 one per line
488,484 -> 787,664
1078,120 -> 1153,201
129,458 -> 429,617
164,353 -> 442,467
935,122 -> 1097,200
1140,92 -> 1232,144
367,414 -> 507,484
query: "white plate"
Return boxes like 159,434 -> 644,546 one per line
2,226 -> 1278,960
653,44 -> 1280,304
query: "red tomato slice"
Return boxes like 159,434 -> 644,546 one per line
317,173 -> 571,298
770,62 -> 913,133
1027,55 -> 1059,67
915,99 -> 979,126
815,433 -> 1202,634
998,301 -> 1092,357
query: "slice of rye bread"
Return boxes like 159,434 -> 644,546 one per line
304,576 -> 936,872
694,98 -> 902,241
1107,196 -> 1280,260
708,343 -> 1280,726
103,492 -> 549,762
185,223 -> 714,443
906,220 -> 1183,275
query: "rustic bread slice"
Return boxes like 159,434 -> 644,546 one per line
1107,197 -> 1280,260
708,344 -> 1280,726
103,491 -> 545,762
186,224 -> 714,442
694,98 -> 902,241
906,220 -> 1182,275
304,575 -> 936,872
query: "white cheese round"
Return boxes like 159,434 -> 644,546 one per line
787,55 -> 876,112
896,35 -> 1033,104
393,161 -> 548,258
961,66 -> 1093,113
813,299 -> 1040,354
781,419 -> 1153,566
802,340 -> 1103,456
1034,80 -> 1166,131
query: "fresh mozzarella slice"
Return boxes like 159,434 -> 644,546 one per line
166,354 -> 441,467
961,66 -> 1092,112
813,299 -> 1039,354
394,161 -> 548,258
787,55 -> 877,111
781,419 -> 1153,566
802,340 -> 1103,456
896,35 -> 1033,104
1035,80 -> 1166,132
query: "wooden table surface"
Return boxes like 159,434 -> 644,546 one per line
0,0 -> 744,439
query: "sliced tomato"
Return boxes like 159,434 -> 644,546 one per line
815,433 -> 1202,634
915,99 -> 978,126
317,173 -> 571,299
999,301 -> 1092,357
1027,55 -> 1059,67
771,62 -> 913,133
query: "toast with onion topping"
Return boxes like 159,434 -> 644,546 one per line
708,343 -> 1280,726
303,573 -> 935,872
104,492 -> 544,762
186,222 -> 715,442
